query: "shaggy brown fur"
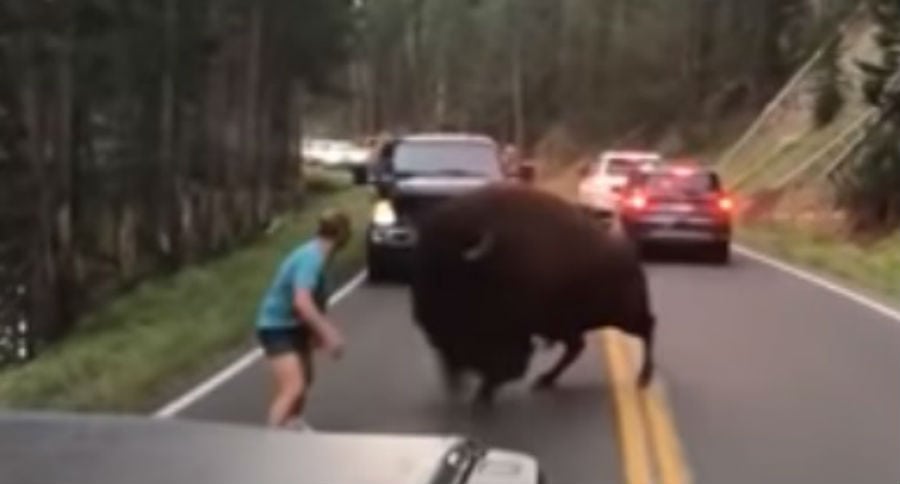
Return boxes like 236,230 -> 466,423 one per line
410,185 -> 656,405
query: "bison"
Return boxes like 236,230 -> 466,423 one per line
410,185 -> 656,404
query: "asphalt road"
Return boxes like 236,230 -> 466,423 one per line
175,250 -> 900,484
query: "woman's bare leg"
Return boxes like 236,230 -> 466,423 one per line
266,352 -> 307,427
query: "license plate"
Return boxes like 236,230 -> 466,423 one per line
646,214 -> 679,225
662,203 -> 694,213
649,229 -> 712,240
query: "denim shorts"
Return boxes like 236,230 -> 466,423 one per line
257,326 -> 310,357
257,326 -> 314,382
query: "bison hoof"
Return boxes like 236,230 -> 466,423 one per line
473,384 -> 498,408
531,374 -> 558,391
443,375 -> 465,396
637,365 -> 654,388
472,394 -> 496,411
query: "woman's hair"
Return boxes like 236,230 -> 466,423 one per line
317,209 -> 352,247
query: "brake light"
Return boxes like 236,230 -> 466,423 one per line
717,196 -> 733,212
626,192 -> 648,210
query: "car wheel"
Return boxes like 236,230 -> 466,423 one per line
366,246 -> 391,283
709,241 -> 731,265
351,166 -> 368,185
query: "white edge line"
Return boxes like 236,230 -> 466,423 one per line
153,270 -> 368,419
734,245 -> 900,323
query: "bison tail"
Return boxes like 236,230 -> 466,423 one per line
637,314 -> 656,388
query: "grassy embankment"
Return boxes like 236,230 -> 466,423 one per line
738,223 -> 900,300
0,169 -> 372,412
719,15 -> 900,303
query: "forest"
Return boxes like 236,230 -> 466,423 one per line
0,0 -> 353,357
6,0 -> 900,364
348,0 -> 857,151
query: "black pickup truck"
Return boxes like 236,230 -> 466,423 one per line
365,133 -> 506,282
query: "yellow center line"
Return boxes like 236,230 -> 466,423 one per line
642,380 -> 692,484
600,330 -> 693,484
600,330 -> 654,484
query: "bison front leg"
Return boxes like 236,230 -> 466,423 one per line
436,354 -> 466,397
474,378 -> 499,407
532,335 -> 586,390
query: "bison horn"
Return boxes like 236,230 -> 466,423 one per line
462,232 -> 495,262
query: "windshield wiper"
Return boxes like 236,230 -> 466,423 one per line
429,439 -> 488,484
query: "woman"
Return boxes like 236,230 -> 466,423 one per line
255,209 -> 351,429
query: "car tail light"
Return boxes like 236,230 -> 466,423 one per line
717,196 -> 734,212
626,192 -> 648,210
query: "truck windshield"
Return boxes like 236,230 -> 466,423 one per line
393,141 -> 501,178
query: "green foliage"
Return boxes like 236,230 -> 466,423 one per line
0,0 -> 356,363
857,0 -> 900,107
840,123 -> 900,229
843,0 -> 900,229
352,0 -> 854,150
0,188 -> 370,411
740,222 -> 900,300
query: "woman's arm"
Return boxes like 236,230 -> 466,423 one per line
294,288 -> 344,357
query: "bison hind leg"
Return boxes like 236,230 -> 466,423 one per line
473,378 -> 499,408
636,317 -> 656,388
638,349 -> 654,388
532,335 -> 586,391
436,354 -> 466,397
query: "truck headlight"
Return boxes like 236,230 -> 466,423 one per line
372,200 -> 397,226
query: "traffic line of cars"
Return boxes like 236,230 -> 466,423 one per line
577,151 -> 734,264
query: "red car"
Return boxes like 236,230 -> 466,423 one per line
618,165 -> 733,264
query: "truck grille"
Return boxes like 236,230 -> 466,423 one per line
395,195 -> 452,225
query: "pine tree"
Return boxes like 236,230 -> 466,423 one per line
844,0 -> 900,229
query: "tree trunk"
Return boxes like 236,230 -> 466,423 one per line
158,0 -> 179,264
17,10 -> 63,341
54,11 -> 79,324
241,3 -> 264,235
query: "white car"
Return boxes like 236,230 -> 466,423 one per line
577,150 -> 662,217
303,139 -> 370,168
303,138 -> 372,183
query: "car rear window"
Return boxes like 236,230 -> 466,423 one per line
638,172 -> 721,195
595,156 -> 659,176
605,158 -> 644,176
